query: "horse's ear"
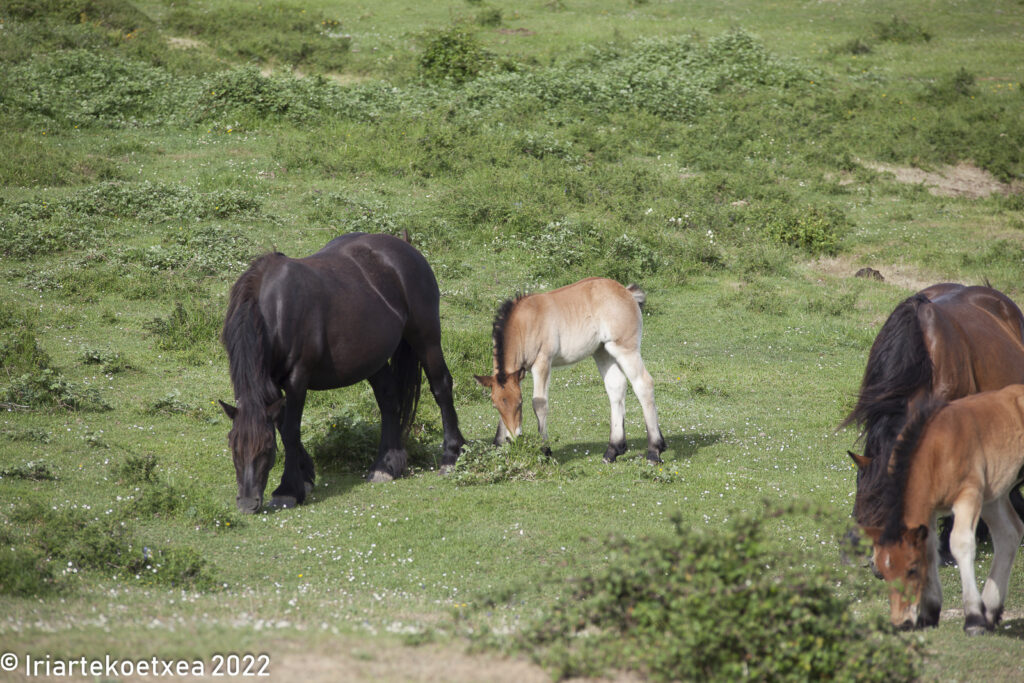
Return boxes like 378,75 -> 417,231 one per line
474,374 -> 494,388
219,400 -> 238,420
266,397 -> 285,421
910,525 -> 929,544
515,368 -> 527,382
862,526 -> 883,543
848,451 -> 872,469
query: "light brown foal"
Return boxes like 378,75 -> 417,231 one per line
475,277 -> 666,463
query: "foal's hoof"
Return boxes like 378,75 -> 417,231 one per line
439,464 -> 454,476
269,495 -> 298,509
646,452 -> 664,464
964,613 -> 992,636
541,445 -> 552,457
367,470 -> 394,483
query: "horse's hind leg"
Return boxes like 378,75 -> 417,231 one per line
979,496 -> 1024,628
594,348 -> 627,463
366,364 -> 409,483
271,385 -> 315,508
603,342 -> 666,462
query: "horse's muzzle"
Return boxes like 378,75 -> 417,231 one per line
236,495 -> 262,514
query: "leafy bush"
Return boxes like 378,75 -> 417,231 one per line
756,201 -> 846,255
872,16 -> 931,44
10,503 -> 220,589
488,510 -> 920,681
602,233 -> 662,283
419,26 -> 492,84
0,317 -> 110,411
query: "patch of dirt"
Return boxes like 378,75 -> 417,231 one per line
813,255 -> 940,294
166,36 -> 204,50
861,161 -> 1022,199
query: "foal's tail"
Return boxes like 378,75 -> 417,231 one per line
392,339 -> 422,437
627,283 -> 646,310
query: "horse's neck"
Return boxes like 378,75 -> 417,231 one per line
499,316 -> 540,374
900,457 -> 943,528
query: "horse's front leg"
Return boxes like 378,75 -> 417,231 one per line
918,518 -> 942,627
531,360 -> 552,455
950,497 -> 986,634
979,496 -> 1024,628
271,385 -> 315,508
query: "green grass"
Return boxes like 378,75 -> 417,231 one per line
2,0 -> 1024,679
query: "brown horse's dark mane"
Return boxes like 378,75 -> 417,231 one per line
491,294 -> 526,385
880,397 -> 948,544
844,293 -> 934,526
222,252 -> 285,412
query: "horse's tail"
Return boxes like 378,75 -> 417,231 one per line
392,338 -> 422,437
842,293 -> 933,526
627,283 -> 646,310
222,256 -> 279,408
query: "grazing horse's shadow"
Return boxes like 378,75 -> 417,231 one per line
549,432 -> 721,464
995,618 -> 1024,640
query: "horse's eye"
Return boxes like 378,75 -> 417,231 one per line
906,567 -> 919,578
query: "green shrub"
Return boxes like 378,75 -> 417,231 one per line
0,545 -> 56,597
0,318 -> 110,411
757,202 -> 846,255
11,504 -> 218,589
419,26 -> 492,84
602,233 -> 662,283
491,510 -> 920,681
872,16 -> 931,44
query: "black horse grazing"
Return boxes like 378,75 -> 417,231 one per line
843,283 -> 1024,557
219,233 -> 465,513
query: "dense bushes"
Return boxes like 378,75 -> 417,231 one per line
481,510 -> 920,681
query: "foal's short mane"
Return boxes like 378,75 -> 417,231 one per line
222,252 -> 284,410
491,295 -> 525,385
880,396 -> 948,544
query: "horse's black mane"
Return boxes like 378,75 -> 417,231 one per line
221,252 -> 284,410
843,293 -> 934,526
879,397 -> 947,543
491,295 -> 524,385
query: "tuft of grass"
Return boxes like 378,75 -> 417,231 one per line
449,436 -> 564,485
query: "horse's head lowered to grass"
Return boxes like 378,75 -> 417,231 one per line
220,398 -> 283,514
474,370 -> 525,444
861,523 -> 934,630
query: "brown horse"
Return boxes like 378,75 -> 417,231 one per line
853,385 -> 1024,633
220,233 -> 465,513
474,277 -> 666,463
843,283 -> 1024,544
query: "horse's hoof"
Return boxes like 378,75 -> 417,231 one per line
270,495 -> 298,509
541,445 -> 552,457
646,452 -> 664,464
367,470 -> 394,483
439,464 -> 453,476
964,613 -> 991,636
304,481 -> 314,496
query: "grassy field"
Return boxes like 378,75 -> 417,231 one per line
2,0 -> 1024,680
